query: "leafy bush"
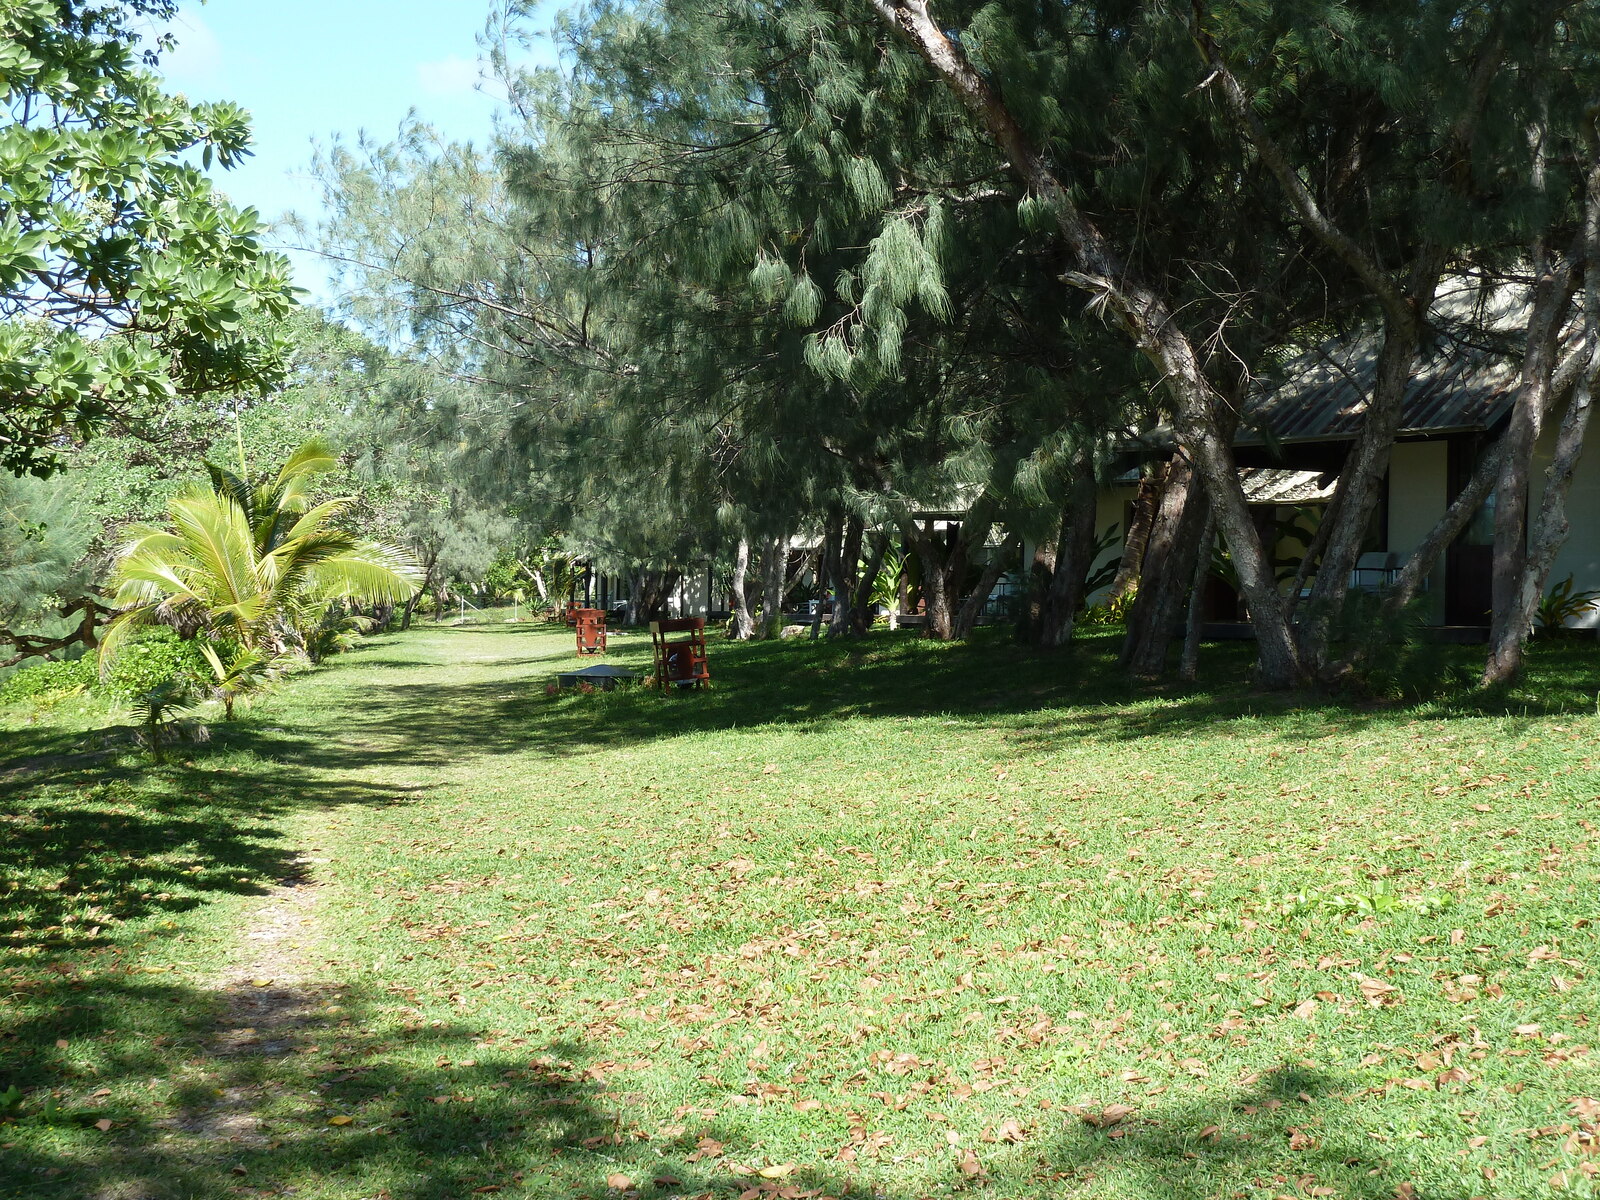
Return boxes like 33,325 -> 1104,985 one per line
98,628 -> 209,704
1537,575 -> 1600,632
1318,588 -> 1467,700
1080,584 -> 1136,627
0,656 -> 95,704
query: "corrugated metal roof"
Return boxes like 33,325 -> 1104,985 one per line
1239,280 -> 1552,444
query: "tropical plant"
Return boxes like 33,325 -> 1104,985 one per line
1081,524 -> 1124,599
1536,575 -> 1600,632
131,676 -> 202,763
101,440 -> 422,709
303,606 -> 377,663
867,547 -> 907,622
197,643 -> 280,720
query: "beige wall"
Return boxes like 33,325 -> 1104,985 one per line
1387,440 -> 1450,622
1083,487 -> 1134,606
1532,423 -> 1600,629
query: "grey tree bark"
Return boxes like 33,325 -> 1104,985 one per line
730,538 -> 755,639
759,537 -> 785,638
1036,460 -> 1100,648
1179,502 -> 1218,682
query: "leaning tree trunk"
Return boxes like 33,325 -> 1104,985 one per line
1484,154 -> 1600,685
953,533 -> 1020,640
1121,459 -> 1207,677
1179,501 -> 1218,682
866,0 -> 1303,688
1107,461 -> 1164,601
851,532 -> 891,634
1036,456 -> 1100,648
1486,256 -> 1583,678
730,538 -> 755,639
1485,373 -> 1597,683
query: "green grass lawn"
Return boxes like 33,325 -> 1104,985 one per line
2,624 -> 1599,1200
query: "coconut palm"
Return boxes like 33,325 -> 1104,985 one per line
101,440 -> 421,707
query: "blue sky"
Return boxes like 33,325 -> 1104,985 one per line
152,2 -> 559,302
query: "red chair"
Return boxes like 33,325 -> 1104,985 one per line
649,618 -> 710,689
564,601 -> 581,627
574,608 -> 607,655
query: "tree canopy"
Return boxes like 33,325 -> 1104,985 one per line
0,0 -> 295,477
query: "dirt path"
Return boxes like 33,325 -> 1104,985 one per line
161,856 -> 327,1150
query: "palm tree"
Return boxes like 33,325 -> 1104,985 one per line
101,440 -> 421,713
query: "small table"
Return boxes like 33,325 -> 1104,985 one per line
555,664 -> 639,691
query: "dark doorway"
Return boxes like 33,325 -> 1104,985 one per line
1445,436 -> 1494,625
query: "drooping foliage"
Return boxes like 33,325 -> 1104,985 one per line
315,0 -> 1600,682
0,0 -> 296,477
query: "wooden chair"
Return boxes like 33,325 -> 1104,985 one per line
649,617 -> 710,689
573,608 -> 607,655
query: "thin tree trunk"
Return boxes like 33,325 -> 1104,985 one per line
811,511 -> 841,639
1108,462 -> 1164,600
1485,375 -> 1596,682
852,532 -> 890,634
866,0 -> 1303,687
953,532 -> 1020,639
1484,152 -> 1600,685
731,538 -> 754,639
1121,459 -> 1205,676
1037,462 -> 1100,648
1487,256 -> 1582,669
1293,298 -> 1440,676
1179,502 -> 1218,682
831,515 -> 863,637
760,537 -> 785,638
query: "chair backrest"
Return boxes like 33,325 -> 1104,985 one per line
650,617 -> 704,636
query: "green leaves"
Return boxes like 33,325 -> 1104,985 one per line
0,0 -> 294,477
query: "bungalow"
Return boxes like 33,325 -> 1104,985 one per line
1090,284 -> 1600,631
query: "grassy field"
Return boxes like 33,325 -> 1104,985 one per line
2,624 -> 1598,1200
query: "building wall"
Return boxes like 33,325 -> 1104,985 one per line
1386,440 -> 1450,623
1532,422 -> 1600,629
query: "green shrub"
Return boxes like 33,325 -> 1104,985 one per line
98,628 -> 209,704
1080,585 -> 1135,627
0,656 -> 96,704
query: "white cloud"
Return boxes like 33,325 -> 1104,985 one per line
417,54 -> 486,98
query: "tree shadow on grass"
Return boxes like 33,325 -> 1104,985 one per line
0,972 -> 1460,1200
217,626 -> 1600,772
0,745 -> 409,956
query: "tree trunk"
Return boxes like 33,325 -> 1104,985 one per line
759,537 -> 785,637
1293,302 -> 1439,675
866,0 -> 1303,687
812,511 -> 841,639
1121,458 -> 1206,676
1179,501 -> 1218,682
730,538 -> 755,639
1484,374 -> 1596,683
1483,155 -> 1600,684
852,532 -> 890,634
1014,528 -> 1057,643
953,532 -> 1019,639
830,515 -> 863,637
1487,256 -> 1582,671
1036,462 -> 1099,647
1107,461 -> 1163,600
